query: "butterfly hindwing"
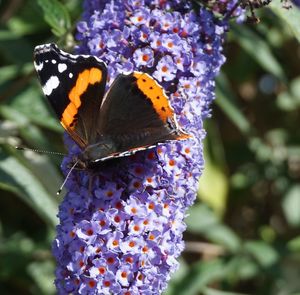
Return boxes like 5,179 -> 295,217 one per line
34,43 -> 107,148
96,71 -> 190,153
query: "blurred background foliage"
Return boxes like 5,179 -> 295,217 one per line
0,0 -> 299,294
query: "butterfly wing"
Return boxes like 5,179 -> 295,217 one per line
97,71 -> 190,153
34,43 -> 107,149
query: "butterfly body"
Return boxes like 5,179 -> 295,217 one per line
34,43 -> 190,168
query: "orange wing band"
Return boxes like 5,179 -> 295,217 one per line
133,72 -> 173,123
61,67 -> 102,131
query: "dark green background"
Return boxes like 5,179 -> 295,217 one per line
0,1 -> 299,294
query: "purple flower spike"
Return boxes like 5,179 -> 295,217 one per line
54,0 -> 229,294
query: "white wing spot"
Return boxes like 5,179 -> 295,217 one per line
42,76 -> 59,96
69,73 -> 73,78
34,61 -> 43,71
58,63 -> 67,73
52,59 -> 57,64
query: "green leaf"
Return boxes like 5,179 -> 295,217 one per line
186,204 -> 219,233
172,259 -> 225,295
203,287 -> 248,295
244,241 -> 279,267
28,261 -> 55,295
282,185 -> 300,227
0,105 -> 59,149
0,36 -> 33,64
269,0 -> 300,43
18,150 -> 63,198
37,0 -> 71,36
231,24 -> 286,81
186,204 -> 241,252
204,224 -> 241,253
198,121 -> 228,216
288,236 -> 300,252
277,76 -> 300,111
0,63 -> 32,86
9,84 -> 62,132
6,1 -> 47,36
225,255 -> 260,280
216,74 -> 253,136
198,156 -> 228,216
0,150 -> 58,227
0,233 -> 34,278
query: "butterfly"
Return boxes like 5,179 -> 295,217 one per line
34,43 -> 190,170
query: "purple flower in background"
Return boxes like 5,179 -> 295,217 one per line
292,0 -> 300,7
52,0 -> 243,294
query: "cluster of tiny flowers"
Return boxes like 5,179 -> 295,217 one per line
53,0 -> 228,294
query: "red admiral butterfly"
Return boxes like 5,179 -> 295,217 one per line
34,43 -> 190,170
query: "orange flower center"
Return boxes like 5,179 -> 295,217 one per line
98,267 -> 106,274
88,280 -> 96,288
129,241 -> 136,247
162,65 -> 168,72
142,54 -> 149,62
114,216 -> 121,223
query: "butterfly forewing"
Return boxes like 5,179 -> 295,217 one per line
34,43 -> 107,148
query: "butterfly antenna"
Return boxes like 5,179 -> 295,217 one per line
15,146 -> 66,156
56,159 -> 79,195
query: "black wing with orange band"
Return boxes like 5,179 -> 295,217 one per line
34,43 -> 107,149
96,71 -> 191,152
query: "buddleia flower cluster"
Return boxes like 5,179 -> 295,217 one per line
53,0 -> 243,294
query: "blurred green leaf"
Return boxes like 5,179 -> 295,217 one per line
0,63 -> 32,86
216,74 -> 252,136
259,225 -> 276,243
9,84 -> 62,132
231,24 -> 286,81
203,288 -> 248,295
0,233 -> 34,278
37,0 -> 71,37
244,241 -> 279,267
172,259 -> 225,295
186,204 -> 219,232
204,224 -> 241,253
28,261 -> 55,295
0,36 -> 33,64
277,76 -> 300,111
290,76 -> 300,100
199,120 -> 228,216
0,105 -> 59,149
0,150 -> 58,227
269,0 -> 300,43
282,185 -> 300,227
186,204 -> 241,252
288,236 -> 300,252
225,255 -> 260,280
6,1 -> 46,36
198,160 -> 228,216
